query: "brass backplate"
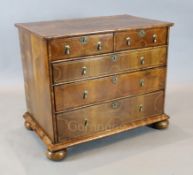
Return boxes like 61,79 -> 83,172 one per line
111,101 -> 120,109
80,36 -> 88,44
138,30 -> 146,38
111,54 -> 118,62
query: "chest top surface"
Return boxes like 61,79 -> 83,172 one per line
15,14 -> 173,39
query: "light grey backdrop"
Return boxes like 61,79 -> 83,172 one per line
1,1 -> 193,175
0,0 -> 193,88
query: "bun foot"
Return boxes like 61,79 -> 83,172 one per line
24,121 -> 33,130
151,119 -> 169,129
46,149 -> 67,161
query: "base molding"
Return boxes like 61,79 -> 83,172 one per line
23,112 -> 53,149
23,112 -> 169,159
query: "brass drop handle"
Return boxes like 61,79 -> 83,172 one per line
83,90 -> 88,99
126,37 -> 131,46
139,104 -> 144,112
84,118 -> 88,127
139,79 -> 145,87
82,66 -> 87,75
97,41 -> 102,51
140,56 -> 145,65
64,45 -> 70,55
152,34 -> 157,43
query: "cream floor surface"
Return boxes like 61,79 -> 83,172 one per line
0,84 -> 193,175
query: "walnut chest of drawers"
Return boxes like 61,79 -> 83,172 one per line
15,15 -> 173,161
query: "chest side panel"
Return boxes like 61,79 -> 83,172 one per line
18,29 -> 55,142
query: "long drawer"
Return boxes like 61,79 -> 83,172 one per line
57,91 -> 164,142
52,46 -> 167,84
115,27 -> 168,51
54,67 -> 166,112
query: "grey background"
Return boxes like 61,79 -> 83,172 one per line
0,0 -> 193,175
0,0 -> 193,87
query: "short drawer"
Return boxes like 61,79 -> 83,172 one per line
54,67 -> 166,112
115,27 -> 168,51
49,33 -> 113,60
53,46 -> 167,84
57,91 -> 164,141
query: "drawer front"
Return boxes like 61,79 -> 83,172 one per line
53,46 -> 167,84
49,33 -> 113,60
54,67 -> 166,112
57,91 -> 164,141
115,27 -> 167,51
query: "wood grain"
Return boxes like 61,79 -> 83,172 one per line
49,33 -> 113,60
57,91 -> 164,141
23,109 -> 169,152
54,67 -> 166,112
15,15 -> 173,39
18,29 -> 55,142
52,46 -> 167,84
16,15 -> 173,159
115,27 -> 168,51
